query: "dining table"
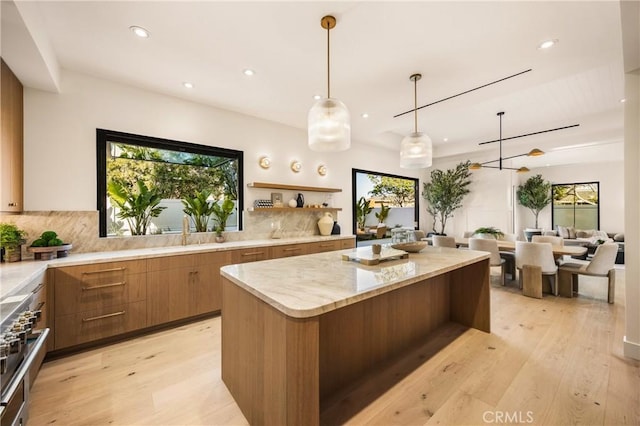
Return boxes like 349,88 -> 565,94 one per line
424,237 -> 588,258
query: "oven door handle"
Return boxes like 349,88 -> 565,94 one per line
0,328 -> 49,406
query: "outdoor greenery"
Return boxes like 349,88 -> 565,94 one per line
473,226 -> 504,239
182,190 -> 217,232
422,161 -> 472,234
375,203 -> 391,224
211,198 -> 236,236
517,174 -> 552,229
367,175 -> 415,207
107,180 -> 167,236
355,196 -> 374,230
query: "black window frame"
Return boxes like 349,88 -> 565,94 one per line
96,128 -> 244,237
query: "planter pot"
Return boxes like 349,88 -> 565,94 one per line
474,233 -> 498,240
524,229 -> 542,242
2,245 -> 22,262
215,235 -> 225,243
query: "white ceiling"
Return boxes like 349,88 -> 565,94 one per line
1,1 -> 626,168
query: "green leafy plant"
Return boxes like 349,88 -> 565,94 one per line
375,203 -> 391,224
108,180 -> 166,235
473,227 -> 504,239
211,198 -> 235,236
0,222 -> 27,261
31,230 -> 66,247
517,174 -> 552,229
355,196 -> 374,230
422,161 -> 472,234
182,190 -> 216,232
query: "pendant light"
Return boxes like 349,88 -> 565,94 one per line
308,15 -> 351,152
400,73 -> 432,169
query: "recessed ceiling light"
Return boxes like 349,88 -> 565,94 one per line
443,138 -> 448,142
361,113 -> 369,119
182,82 -> 194,89
538,39 -> 558,49
129,26 -> 150,38
313,94 -> 322,100
243,69 -> 255,76
620,98 -> 626,103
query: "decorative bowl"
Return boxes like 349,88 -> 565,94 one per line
390,241 -> 427,253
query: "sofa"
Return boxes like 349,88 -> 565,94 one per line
548,226 -> 624,263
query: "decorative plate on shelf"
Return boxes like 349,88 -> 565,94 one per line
391,241 -> 427,253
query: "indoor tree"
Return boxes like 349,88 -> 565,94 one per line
422,161 -> 472,234
517,174 -> 552,229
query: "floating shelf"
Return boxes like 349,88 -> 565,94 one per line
247,182 -> 342,193
247,207 -> 342,212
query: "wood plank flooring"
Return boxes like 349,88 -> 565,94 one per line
29,267 -> 639,425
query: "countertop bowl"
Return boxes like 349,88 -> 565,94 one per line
390,241 -> 427,253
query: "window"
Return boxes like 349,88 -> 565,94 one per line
97,129 -> 243,237
352,168 -> 419,244
552,182 -> 599,230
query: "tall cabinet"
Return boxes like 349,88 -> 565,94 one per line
1,58 -> 24,213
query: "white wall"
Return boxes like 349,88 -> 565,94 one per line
23,70 -> 425,233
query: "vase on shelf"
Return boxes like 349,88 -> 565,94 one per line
296,193 -> 304,208
331,221 -> 341,235
318,212 -> 334,236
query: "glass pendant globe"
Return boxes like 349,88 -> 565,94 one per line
308,98 -> 351,152
400,132 -> 432,169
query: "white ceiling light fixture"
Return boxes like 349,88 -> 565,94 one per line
308,15 -> 350,152
361,113 -> 369,119
182,82 -> 194,89
400,73 -> 432,169
129,26 -> 150,38
538,39 -> 558,49
243,68 -> 255,76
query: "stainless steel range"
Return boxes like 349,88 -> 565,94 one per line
0,283 -> 49,426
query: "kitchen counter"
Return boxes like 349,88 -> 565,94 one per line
220,246 -> 491,425
0,235 -> 354,302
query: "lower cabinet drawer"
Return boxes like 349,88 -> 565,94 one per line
308,240 -> 341,253
340,238 -> 356,249
54,301 -> 147,349
231,247 -> 271,263
271,244 -> 308,258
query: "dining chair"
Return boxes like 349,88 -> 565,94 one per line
469,238 -> 506,285
432,235 -> 457,248
531,235 -> 564,246
462,231 -> 474,238
515,241 -> 558,296
497,233 -> 517,279
414,230 -> 427,241
558,243 -> 618,303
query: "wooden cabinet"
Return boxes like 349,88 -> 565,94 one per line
0,59 -> 24,212
52,260 -> 147,349
340,238 -> 356,250
271,243 -> 309,258
147,251 -> 233,325
307,240 -> 342,254
230,246 -> 271,263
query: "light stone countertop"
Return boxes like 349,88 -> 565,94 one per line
0,235 -> 354,301
220,245 -> 490,319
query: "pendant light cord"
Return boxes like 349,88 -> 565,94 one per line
413,78 -> 418,133
499,112 -> 503,170
327,23 -> 331,99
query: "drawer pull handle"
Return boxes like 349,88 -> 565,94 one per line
319,244 -> 333,247
241,251 -> 264,256
82,311 -> 126,322
283,248 -> 301,252
32,283 -> 45,294
82,267 -> 126,275
81,281 -> 126,291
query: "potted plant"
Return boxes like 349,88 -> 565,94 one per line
0,222 -> 27,262
473,226 -> 504,239
375,203 -> 391,226
517,174 -> 552,231
211,197 -> 235,243
355,196 -> 373,231
422,161 -> 472,235
108,180 -> 167,236
182,189 -> 216,232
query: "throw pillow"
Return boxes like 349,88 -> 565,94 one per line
614,233 -> 625,242
556,225 -> 569,239
567,226 -> 576,239
576,230 -> 589,238
593,230 -> 609,239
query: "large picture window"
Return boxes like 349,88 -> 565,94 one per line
552,181 -> 599,230
97,129 -> 243,237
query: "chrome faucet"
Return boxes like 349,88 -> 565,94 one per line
182,215 -> 190,245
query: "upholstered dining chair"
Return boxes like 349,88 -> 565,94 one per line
531,235 -> 564,246
432,235 -> 457,248
414,230 -> 427,241
463,231 -> 474,238
515,241 -> 558,296
469,238 -> 506,285
497,233 -> 517,279
558,243 -> 618,303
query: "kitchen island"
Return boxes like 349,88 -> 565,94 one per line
220,245 -> 491,426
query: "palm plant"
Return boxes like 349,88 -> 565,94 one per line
375,203 -> 391,225
108,180 -> 166,235
182,190 -> 216,232
211,198 -> 235,236
355,197 -> 373,230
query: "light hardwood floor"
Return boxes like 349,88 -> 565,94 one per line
30,267 -> 638,425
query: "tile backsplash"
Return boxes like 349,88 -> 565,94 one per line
0,210 -> 342,258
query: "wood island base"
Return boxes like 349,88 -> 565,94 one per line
221,258 -> 490,426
